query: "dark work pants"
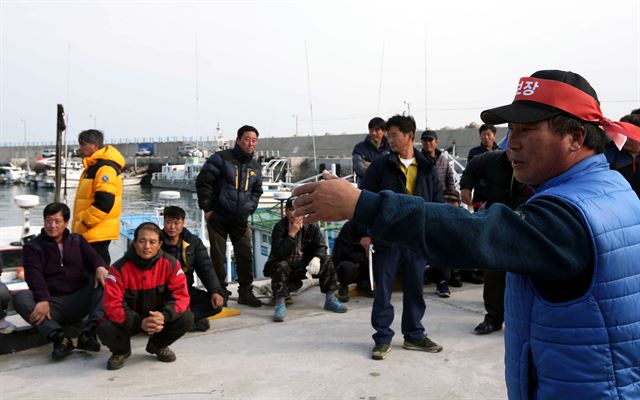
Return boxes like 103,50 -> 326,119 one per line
430,266 -> 451,283
98,311 -> 194,355
372,244 -> 426,345
14,283 -> 104,339
483,270 -> 506,326
269,259 -> 337,298
90,240 -> 111,266
207,218 -> 253,290
336,261 -> 370,289
0,282 -> 11,319
188,287 -> 221,320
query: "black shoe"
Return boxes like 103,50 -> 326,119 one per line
192,317 -> 210,332
435,281 -> 451,298
237,288 -> 263,307
337,284 -> 349,303
107,351 -> 131,370
77,331 -> 101,352
146,342 -> 176,362
51,333 -> 75,360
222,289 -> 232,307
356,281 -> 375,297
461,270 -> 484,284
474,321 -> 502,335
448,271 -> 463,287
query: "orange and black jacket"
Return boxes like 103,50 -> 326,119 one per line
103,248 -> 190,331
72,145 -> 125,243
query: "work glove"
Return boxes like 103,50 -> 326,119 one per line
305,257 -> 321,279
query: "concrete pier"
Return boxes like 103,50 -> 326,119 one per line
0,282 -> 506,399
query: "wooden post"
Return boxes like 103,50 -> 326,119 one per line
54,104 -> 66,202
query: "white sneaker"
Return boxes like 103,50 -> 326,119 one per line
0,318 -> 16,334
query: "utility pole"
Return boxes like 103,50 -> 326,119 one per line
292,114 -> 299,136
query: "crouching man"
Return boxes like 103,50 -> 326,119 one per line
15,202 -> 108,360
98,222 -> 193,370
161,206 -> 225,332
263,197 -> 346,322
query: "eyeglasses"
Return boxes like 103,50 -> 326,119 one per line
44,218 -> 66,225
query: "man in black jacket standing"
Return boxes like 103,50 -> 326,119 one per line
352,117 -> 391,182
359,115 -> 444,360
263,197 -> 346,322
161,206 -> 225,331
460,150 -> 533,335
196,125 -> 264,307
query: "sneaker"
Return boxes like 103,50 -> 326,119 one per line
77,331 -> 101,352
146,342 -> 176,362
474,321 -> 502,335
403,336 -> 443,353
51,333 -> 75,360
371,343 -> 391,360
448,272 -> 463,288
272,304 -> 286,322
435,281 -> 451,298
337,284 -> 349,303
323,296 -> 347,313
237,288 -> 263,307
0,319 -> 16,334
192,317 -> 210,332
107,351 -> 131,370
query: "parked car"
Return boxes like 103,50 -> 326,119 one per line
178,145 -> 201,157
41,149 -> 56,158
135,148 -> 152,157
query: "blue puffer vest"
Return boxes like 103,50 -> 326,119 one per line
504,154 -> 640,400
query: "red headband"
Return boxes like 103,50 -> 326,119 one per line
513,77 -> 640,149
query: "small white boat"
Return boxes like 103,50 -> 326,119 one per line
0,163 -> 28,185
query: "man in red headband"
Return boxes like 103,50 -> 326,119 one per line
291,70 -> 640,399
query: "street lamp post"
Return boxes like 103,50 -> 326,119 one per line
403,101 -> 411,116
89,114 -> 97,129
20,119 -> 27,163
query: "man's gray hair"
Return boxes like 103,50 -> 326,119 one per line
78,129 -> 104,147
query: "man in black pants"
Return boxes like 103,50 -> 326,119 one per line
263,197 -> 346,322
460,149 -> 533,334
15,202 -> 108,360
161,206 -> 225,332
99,223 -> 193,370
333,220 -> 372,302
196,125 -> 264,307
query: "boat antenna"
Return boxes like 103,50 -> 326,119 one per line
304,40 -> 318,173
195,33 -> 200,141
377,41 -> 385,115
424,24 -> 428,129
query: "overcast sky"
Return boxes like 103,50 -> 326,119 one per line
1,0 -> 639,144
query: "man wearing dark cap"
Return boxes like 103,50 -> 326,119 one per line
421,129 -> 456,296
262,197 -> 346,322
291,70 -> 640,399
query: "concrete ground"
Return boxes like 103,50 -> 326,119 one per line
0,282 -> 507,400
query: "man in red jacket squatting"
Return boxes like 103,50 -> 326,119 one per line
98,222 -> 193,370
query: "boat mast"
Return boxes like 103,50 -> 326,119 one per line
304,40 -> 318,173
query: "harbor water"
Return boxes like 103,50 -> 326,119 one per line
0,184 -> 204,260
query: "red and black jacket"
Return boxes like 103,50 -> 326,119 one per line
103,248 -> 190,331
